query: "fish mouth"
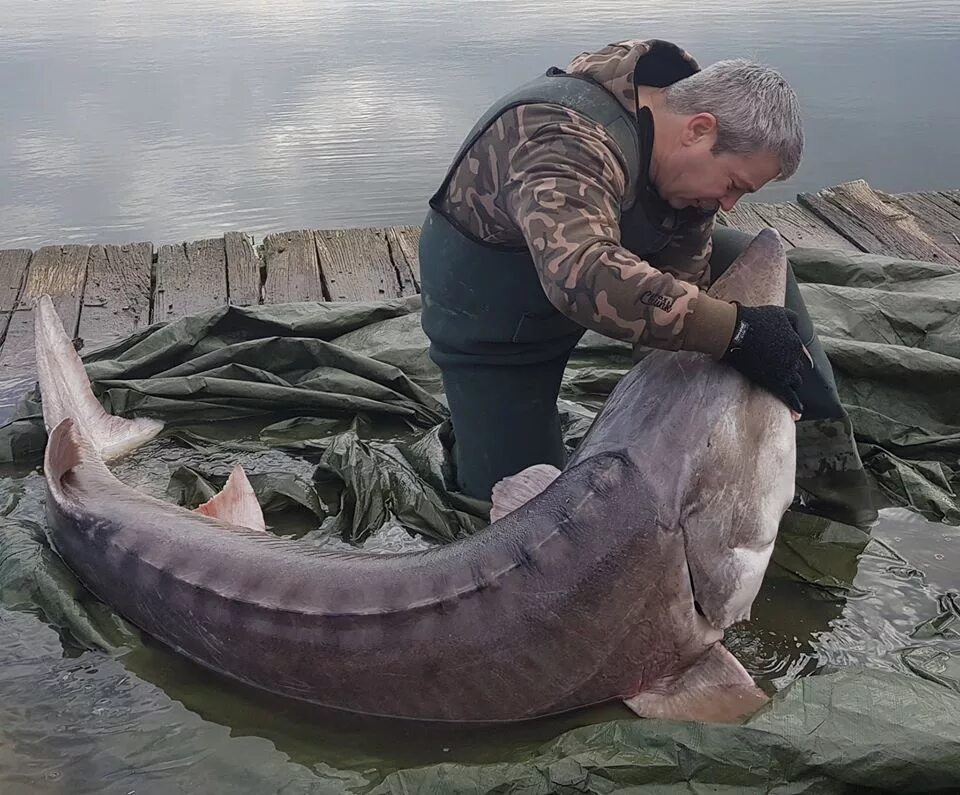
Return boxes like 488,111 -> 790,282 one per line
688,568 -> 724,638
694,609 -> 725,645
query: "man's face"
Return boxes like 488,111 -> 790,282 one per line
654,113 -> 783,212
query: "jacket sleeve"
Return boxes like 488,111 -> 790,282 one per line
500,104 -> 735,356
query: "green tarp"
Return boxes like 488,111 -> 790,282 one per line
4,249 -> 960,525
367,668 -> 960,793
1,247 -> 959,791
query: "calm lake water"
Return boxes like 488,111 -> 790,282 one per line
1,0 -> 959,249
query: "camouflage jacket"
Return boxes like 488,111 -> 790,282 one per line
435,39 -> 736,356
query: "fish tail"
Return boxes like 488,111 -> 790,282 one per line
34,295 -> 163,462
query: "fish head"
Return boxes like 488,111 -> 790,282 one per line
679,228 -> 796,628
707,226 -> 788,308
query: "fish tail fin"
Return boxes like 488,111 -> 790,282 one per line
624,643 -> 768,723
194,464 -> 267,532
34,295 -> 163,462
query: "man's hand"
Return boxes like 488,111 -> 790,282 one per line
720,304 -> 808,414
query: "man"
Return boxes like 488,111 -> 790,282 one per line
419,39 -> 876,527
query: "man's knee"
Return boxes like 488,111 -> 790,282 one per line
440,358 -> 569,500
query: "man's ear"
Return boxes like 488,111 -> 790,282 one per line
684,112 -> 718,146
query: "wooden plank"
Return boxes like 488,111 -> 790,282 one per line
225,231 -> 261,306
750,202 -> 859,252
0,250 -> 32,346
12,245 -> 89,332
154,237 -> 228,322
718,203 -> 772,237
922,192 -> 960,223
797,186 -> 885,253
261,230 -> 326,304
315,228 -> 406,301
385,225 -> 421,292
879,192 -> 960,261
0,245 -> 89,411
886,191 -> 960,223
942,190 -> 960,210
799,180 -> 956,263
77,243 -> 153,351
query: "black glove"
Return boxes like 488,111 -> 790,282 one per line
720,303 -> 807,414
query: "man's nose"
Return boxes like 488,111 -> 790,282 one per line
719,193 -> 743,212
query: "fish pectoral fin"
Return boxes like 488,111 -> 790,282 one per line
194,465 -> 267,532
623,643 -> 768,724
35,294 -> 163,462
490,464 -> 561,522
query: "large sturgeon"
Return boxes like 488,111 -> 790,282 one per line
38,228 -> 795,724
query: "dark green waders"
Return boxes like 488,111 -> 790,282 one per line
419,68 -> 878,527
421,67 -> 650,502
420,207 -> 586,501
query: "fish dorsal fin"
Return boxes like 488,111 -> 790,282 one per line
34,295 -> 163,462
490,464 -> 561,523
623,642 -> 768,723
194,465 -> 267,532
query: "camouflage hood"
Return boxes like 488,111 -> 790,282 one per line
565,39 -> 701,121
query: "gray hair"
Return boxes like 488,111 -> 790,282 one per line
663,59 -> 804,180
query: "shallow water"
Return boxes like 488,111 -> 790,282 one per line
2,434 -> 958,790
1,0 -> 959,249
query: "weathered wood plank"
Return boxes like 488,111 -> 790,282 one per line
315,228 -> 406,302
799,180 -> 956,263
261,230 -> 326,304
0,250 -> 31,347
77,243 -> 153,351
942,190 -> 960,210
154,237 -> 228,322
10,245 -> 89,332
385,225 -> 421,293
225,231 -> 261,306
796,190 -> 879,252
0,245 -> 89,411
750,202 -> 859,251
879,192 -> 960,261
924,192 -> 960,223
718,203 -> 773,238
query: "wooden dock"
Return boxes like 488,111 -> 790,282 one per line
1,178 -> 958,394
